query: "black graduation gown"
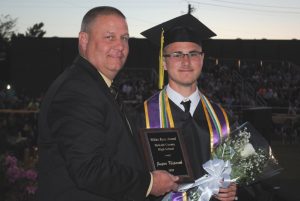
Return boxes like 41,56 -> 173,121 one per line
132,98 -> 212,179
164,99 -> 211,178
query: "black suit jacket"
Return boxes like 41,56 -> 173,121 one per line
37,56 -> 150,201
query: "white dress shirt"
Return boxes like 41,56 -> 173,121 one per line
165,84 -> 200,116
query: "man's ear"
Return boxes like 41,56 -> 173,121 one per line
78,32 -> 88,52
163,58 -> 167,70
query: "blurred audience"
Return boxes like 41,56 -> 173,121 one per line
0,59 -> 299,159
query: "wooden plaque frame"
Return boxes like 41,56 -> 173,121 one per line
139,128 -> 195,183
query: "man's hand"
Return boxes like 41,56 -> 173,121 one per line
214,183 -> 237,201
150,170 -> 179,196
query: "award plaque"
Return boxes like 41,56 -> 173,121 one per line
139,128 -> 194,183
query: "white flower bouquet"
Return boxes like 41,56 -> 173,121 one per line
216,122 -> 282,185
163,122 -> 282,201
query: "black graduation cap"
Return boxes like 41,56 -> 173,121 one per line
141,13 -> 216,47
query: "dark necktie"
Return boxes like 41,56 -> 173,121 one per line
110,83 -> 133,135
181,100 -> 191,114
109,83 -> 119,101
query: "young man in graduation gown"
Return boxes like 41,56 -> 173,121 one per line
132,14 -> 237,201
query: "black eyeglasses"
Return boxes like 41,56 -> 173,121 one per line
163,51 -> 204,59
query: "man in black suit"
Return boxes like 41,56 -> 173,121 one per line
37,6 -> 178,201
135,14 -> 237,201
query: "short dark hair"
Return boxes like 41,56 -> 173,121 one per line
80,6 -> 126,32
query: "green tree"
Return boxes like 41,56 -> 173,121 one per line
0,15 -> 17,42
12,22 -> 46,39
0,14 -> 46,41
25,22 -> 46,37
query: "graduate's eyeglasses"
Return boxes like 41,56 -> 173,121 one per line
163,51 -> 204,60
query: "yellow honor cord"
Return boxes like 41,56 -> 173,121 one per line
183,192 -> 188,201
204,96 -> 223,138
159,92 -> 165,127
201,93 -> 229,152
158,90 -> 174,128
201,98 -> 214,153
164,92 -> 175,128
144,100 -> 150,128
220,106 -> 230,135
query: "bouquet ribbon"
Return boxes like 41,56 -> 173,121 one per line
163,159 -> 232,201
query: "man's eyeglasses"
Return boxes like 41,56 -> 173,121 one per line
163,51 -> 204,59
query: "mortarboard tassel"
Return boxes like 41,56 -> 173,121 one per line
158,29 -> 164,89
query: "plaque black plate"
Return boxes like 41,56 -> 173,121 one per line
139,128 -> 194,183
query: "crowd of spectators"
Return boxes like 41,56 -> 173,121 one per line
0,59 -> 299,159
0,85 -> 39,160
240,61 -> 300,113
111,60 -> 300,118
0,85 -> 41,110
0,57 -> 299,201
0,112 -> 37,157
198,60 -> 300,114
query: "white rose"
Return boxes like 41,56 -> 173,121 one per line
240,143 -> 256,158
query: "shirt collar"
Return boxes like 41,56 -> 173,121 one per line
165,84 -> 200,115
98,71 -> 112,87
79,55 -> 113,87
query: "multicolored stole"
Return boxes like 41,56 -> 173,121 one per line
200,94 -> 230,152
144,89 -> 230,152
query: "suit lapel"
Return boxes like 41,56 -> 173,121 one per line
75,56 -> 134,137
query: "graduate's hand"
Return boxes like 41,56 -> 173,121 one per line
214,183 -> 237,201
150,170 -> 179,196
